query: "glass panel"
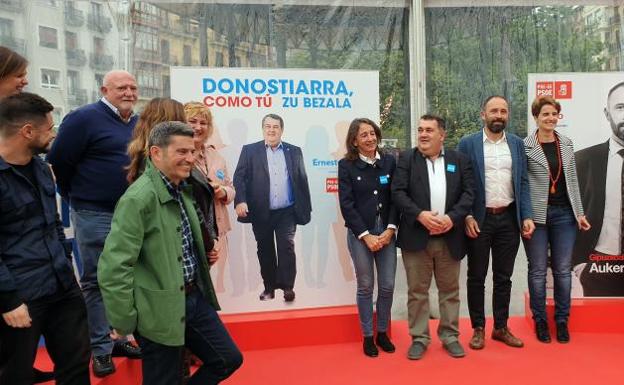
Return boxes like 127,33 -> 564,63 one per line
425,4 -> 623,147
14,1 -> 409,145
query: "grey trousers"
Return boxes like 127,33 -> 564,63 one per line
402,238 -> 461,346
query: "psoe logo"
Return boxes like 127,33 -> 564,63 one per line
326,177 -> 338,193
536,81 -> 572,99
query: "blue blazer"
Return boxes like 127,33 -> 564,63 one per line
456,131 -> 532,227
338,152 -> 398,237
233,140 -> 312,225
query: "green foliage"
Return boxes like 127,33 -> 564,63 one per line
426,6 -> 606,147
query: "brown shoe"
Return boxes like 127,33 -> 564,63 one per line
469,327 -> 485,350
492,327 -> 524,348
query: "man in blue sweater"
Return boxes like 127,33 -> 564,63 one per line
48,70 -> 141,377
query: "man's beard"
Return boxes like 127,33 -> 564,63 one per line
612,121 -> 624,141
31,144 -> 50,156
487,119 -> 507,133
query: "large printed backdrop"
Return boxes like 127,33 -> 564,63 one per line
172,68 -> 380,312
528,72 -> 624,298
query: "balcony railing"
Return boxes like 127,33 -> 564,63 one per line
172,20 -> 198,37
65,7 -> 85,28
0,35 -> 25,55
66,48 -> 87,67
87,13 -> 113,34
0,0 -> 22,13
67,89 -> 88,107
89,53 -> 114,72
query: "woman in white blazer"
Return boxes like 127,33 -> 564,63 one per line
523,96 -> 591,344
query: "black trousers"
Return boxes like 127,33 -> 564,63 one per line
135,289 -> 242,385
252,206 -> 297,291
0,283 -> 91,385
467,208 -> 520,330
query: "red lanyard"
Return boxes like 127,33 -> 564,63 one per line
536,132 -> 562,194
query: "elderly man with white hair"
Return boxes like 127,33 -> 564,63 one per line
48,70 -> 141,377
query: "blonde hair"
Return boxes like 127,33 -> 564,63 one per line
183,101 -> 214,140
126,97 -> 186,183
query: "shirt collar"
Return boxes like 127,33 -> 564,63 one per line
482,128 -> 507,144
419,147 -> 445,160
609,136 -> 624,158
265,141 -> 283,150
158,170 -> 187,196
100,97 -> 136,122
358,151 -> 381,165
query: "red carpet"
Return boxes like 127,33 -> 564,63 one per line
226,317 -> 623,385
35,316 -> 623,385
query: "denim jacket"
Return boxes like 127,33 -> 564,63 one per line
0,156 -> 74,312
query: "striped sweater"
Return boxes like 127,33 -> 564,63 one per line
524,131 -> 584,224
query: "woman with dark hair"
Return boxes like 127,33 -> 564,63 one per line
338,118 -> 398,357
126,97 -> 187,183
0,46 -> 28,98
524,96 -> 591,344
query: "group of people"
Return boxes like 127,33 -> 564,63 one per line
0,46 -> 242,385
0,40 -> 620,384
339,94 -> 593,360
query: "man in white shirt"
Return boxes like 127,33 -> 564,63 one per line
392,115 -> 474,360
457,96 -> 535,350
574,81 -> 624,296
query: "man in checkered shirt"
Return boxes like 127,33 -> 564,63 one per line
98,121 -> 242,385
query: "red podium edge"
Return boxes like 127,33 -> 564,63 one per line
221,305 -> 364,351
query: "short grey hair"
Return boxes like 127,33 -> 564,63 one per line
148,121 -> 194,148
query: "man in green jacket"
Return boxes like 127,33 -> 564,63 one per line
98,121 -> 242,385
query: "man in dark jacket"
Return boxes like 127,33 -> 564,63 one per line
0,92 -> 91,385
392,115 -> 474,360
233,114 -> 312,302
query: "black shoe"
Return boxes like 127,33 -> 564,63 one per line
283,289 -> 295,302
92,354 -> 115,378
259,290 -> 275,301
112,341 -> 142,359
32,368 -> 54,384
363,336 -> 378,357
556,322 -> 570,343
535,320 -> 551,343
375,332 -> 395,353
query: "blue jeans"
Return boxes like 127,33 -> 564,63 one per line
71,208 -> 126,357
135,289 -> 242,385
346,224 -> 397,337
523,205 -> 577,323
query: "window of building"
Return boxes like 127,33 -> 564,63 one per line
93,36 -> 105,54
38,26 -> 58,49
135,29 -> 158,52
0,18 -> 13,37
41,68 -> 61,88
183,44 -> 192,66
65,31 -> 78,50
161,39 -> 170,63
67,70 -> 80,93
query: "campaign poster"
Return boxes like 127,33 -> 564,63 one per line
528,72 -> 624,298
172,68 -> 380,312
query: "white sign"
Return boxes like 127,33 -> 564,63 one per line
172,68 -> 380,312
